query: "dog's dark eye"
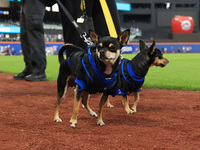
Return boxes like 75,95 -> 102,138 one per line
159,55 -> 163,59
97,46 -> 102,50
110,46 -> 116,52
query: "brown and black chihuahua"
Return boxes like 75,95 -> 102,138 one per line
54,29 -> 130,127
106,40 -> 169,114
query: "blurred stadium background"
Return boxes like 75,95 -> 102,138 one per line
0,0 -> 200,55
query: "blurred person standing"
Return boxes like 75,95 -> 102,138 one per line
39,0 -> 121,51
13,0 -> 47,81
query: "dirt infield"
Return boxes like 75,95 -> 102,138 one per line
0,72 -> 200,150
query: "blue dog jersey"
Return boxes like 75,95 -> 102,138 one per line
67,48 -> 120,97
119,59 -> 144,95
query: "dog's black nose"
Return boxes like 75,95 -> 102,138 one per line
100,50 -> 105,55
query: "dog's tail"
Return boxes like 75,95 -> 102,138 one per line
58,43 -> 85,64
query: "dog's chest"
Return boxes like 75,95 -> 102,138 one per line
70,51 -> 119,96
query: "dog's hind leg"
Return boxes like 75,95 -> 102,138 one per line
70,85 -> 83,128
105,96 -> 114,108
122,95 -> 135,114
97,94 -> 108,126
54,81 -> 69,122
54,61 -> 71,122
82,94 -> 98,118
131,92 -> 140,113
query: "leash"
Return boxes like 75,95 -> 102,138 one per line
56,0 -> 93,45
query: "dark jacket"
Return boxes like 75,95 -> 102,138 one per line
67,48 -> 120,97
119,59 -> 144,95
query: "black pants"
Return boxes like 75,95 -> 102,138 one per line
59,0 -> 121,51
20,0 -> 46,75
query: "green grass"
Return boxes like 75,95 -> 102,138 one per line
0,55 -> 60,81
0,53 -> 200,91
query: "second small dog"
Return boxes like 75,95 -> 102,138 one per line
106,40 -> 169,113
54,29 -> 130,127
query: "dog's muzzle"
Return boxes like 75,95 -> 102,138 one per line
100,50 -> 107,60
160,59 -> 169,67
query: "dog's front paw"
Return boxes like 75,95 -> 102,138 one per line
106,104 -> 114,108
70,118 -> 77,128
125,108 -> 136,114
106,100 -> 114,108
54,118 -> 63,122
90,111 -> 98,118
97,119 -> 105,126
131,106 -> 137,113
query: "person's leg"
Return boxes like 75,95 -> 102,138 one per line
13,8 -> 32,80
24,0 -> 47,81
20,11 -> 33,74
26,17 -> 46,75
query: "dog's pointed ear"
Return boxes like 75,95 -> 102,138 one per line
118,29 -> 130,47
89,30 -> 100,45
149,40 -> 156,55
139,40 -> 148,51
